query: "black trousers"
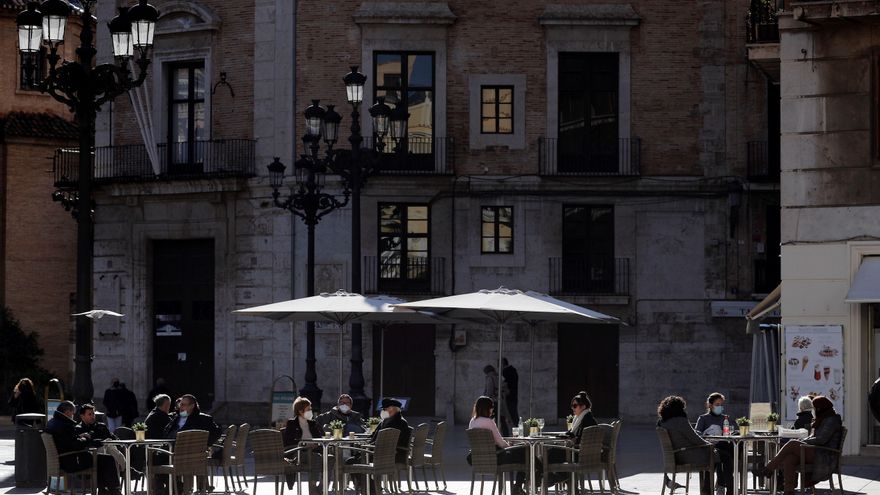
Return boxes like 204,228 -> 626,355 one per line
92,453 -> 120,489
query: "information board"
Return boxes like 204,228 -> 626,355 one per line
270,391 -> 296,427
783,325 -> 844,421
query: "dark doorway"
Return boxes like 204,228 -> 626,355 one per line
557,323 -> 619,418
152,239 -> 215,408
372,324 -> 435,416
562,205 -> 615,294
767,81 -> 780,180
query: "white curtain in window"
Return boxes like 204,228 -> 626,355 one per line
128,59 -> 160,175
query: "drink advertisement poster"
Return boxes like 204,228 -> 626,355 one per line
783,325 -> 844,421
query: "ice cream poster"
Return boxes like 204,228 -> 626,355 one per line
783,325 -> 844,421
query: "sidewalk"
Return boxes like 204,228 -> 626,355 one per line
1,422 -> 878,494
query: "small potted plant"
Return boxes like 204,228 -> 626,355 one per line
329,419 -> 345,439
132,422 -> 147,442
523,418 -> 540,437
565,415 -> 575,431
736,417 -> 752,436
366,417 -> 381,433
766,412 -> 779,432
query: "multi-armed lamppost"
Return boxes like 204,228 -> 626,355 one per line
15,0 -> 158,402
268,66 -> 408,412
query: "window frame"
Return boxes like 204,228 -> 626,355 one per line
480,85 -> 515,135
373,51 -> 436,140
166,60 -> 206,168
481,205 -> 514,254
561,204 -> 615,293
377,203 -> 431,289
19,47 -> 47,91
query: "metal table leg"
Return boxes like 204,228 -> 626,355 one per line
529,442 -> 536,495
322,443 -> 329,495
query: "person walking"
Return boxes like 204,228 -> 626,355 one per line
502,358 -> 519,422
119,382 -> 138,427
103,379 -> 123,432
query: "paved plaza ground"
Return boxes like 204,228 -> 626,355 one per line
1,422 -> 878,495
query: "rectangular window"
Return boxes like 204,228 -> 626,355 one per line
378,204 -> 430,291
558,53 -> 619,173
19,48 -> 47,91
166,61 -> 206,173
480,86 -> 514,134
561,205 -> 614,293
481,206 -> 514,253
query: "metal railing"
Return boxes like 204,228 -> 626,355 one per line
747,0 -> 782,43
549,257 -> 630,296
359,136 -> 454,175
364,256 -> 446,295
539,137 -> 640,176
747,140 -> 780,181
53,139 -> 256,187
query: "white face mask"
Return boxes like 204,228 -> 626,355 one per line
339,404 -> 351,414
380,410 -> 391,420
304,410 -> 314,421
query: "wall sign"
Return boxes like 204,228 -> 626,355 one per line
783,325 -> 844,421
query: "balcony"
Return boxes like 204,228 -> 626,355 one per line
364,256 -> 446,295
361,137 -> 454,176
539,137 -> 640,176
747,141 -> 780,182
549,257 -> 630,296
53,139 -> 256,188
746,1 -> 782,81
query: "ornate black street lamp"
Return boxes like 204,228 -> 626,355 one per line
15,0 -> 158,403
270,67 -> 408,413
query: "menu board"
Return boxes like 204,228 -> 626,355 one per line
783,325 -> 844,421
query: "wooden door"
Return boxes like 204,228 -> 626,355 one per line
557,323 -> 619,418
373,324 -> 436,416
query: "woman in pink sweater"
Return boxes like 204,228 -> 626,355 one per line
468,396 -> 533,495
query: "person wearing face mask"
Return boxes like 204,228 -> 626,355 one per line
282,397 -> 326,495
316,394 -> 365,435
347,398 -> 411,494
695,393 -> 734,495
46,401 -> 123,495
162,394 -> 222,445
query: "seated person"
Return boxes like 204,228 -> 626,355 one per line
75,403 -> 116,442
760,396 -> 843,495
144,394 -> 172,440
316,394 -> 365,435
694,392 -> 735,495
46,400 -> 122,495
793,396 -> 814,433
544,391 -> 596,486
469,396 -> 531,495
657,396 -> 717,495
282,396 -> 325,495
348,397 -> 411,495
162,394 -> 222,445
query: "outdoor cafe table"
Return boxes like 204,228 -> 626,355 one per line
504,435 -> 567,495
704,433 -> 781,495
101,438 -> 174,495
299,436 -> 368,495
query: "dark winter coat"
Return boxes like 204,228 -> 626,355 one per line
163,409 -> 222,445
371,412 -> 411,464
282,417 -> 325,448
803,413 -> 843,483
7,390 -> 42,422
659,416 -> 714,466
144,408 -> 172,440
75,420 -> 115,446
315,407 -> 364,435
45,411 -> 93,473
794,411 -> 813,433
567,410 -> 598,445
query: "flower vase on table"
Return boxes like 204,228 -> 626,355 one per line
333,429 -> 343,439
766,413 -> 779,432
366,417 -> 381,433
329,420 -> 345,439
736,417 -> 752,436
523,419 -> 539,437
132,422 -> 147,441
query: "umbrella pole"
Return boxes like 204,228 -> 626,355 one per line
339,324 -> 344,400
498,323 -> 504,429
529,323 -> 534,418
380,326 -> 385,402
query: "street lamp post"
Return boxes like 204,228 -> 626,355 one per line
15,0 -> 158,403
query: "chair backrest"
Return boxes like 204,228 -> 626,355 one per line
172,429 -> 210,476
234,423 -> 251,465
466,428 -> 498,475
250,428 -> 287,475
372,427 -> 402,474
607,420 -> 622,464
219,424 -> 238,462
41,433 -> 62,477
429,421 -> 447,463
577,426 -> 606,468
834,427 -> 848,470
656,427 -> 676,471
114,427 -> 135,440
409,423 -> 430,464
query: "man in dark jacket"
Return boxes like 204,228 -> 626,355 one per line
501,358 -> 519,422
103,379 -> 123,432
371,398 -> 411,464
118,383 -> 138,427
316,394 -> 365,435
162,394 -> 222,445
144,394 -> 172,440
75,403 -> 116,442
46,401 -> 122,495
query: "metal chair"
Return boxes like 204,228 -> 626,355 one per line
208,424 -> 239,493
250,428 -> 311,495
543,425 -> 606,495
342,428 -> 401,495
424,421 -> 448,490
656,427 -> 715,495
232,423 -> 251,491
149,429 -> 211,495
396,422 -> 430,492
600,421 -> 622,493
41,433 -> 96,495
798,427 -> 847,495
107,426 -> 145,492
466,428 -> 528,495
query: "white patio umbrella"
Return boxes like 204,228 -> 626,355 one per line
233,290 -> 450,401
395,287 -> 620,422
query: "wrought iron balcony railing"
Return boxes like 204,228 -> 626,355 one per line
747,140 -> 780,182
53,139 -> 256,188
539,137 -> 640,176
747,0 -> 782,43
359,136 -> 454,175
364,256 -> 446,295
549,257 -> 631,296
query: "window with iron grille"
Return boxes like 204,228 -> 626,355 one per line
481,206 -> 513,254
480,86 -> 513,134
374,52 -> 434,142
378,204 -> 430,288
167,61 -> 206,170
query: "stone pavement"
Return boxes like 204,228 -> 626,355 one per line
1,422 -> 878,494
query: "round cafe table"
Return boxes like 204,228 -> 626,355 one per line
299,436 -> 367,495
704,432 -> 781,495
504,435 -> 566,495
101,438 -> 174,495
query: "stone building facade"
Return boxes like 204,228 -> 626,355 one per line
83,0 -> 779,425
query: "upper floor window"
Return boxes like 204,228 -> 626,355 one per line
374,52 -> 434,142
378,204 -> 430,291
481,206 -> 513,254
481,86 -> 513,134
562,205 -> 614,293
19,48 -> 47,91
167,61 -> 206,172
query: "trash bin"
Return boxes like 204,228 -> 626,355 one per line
14,413 -> 47,488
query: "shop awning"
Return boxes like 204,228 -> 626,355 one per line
845,256 -> 880,303
746,284 -> 781,321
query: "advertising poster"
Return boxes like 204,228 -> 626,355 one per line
270,391 -> 296,426
783,325 -> 844,421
